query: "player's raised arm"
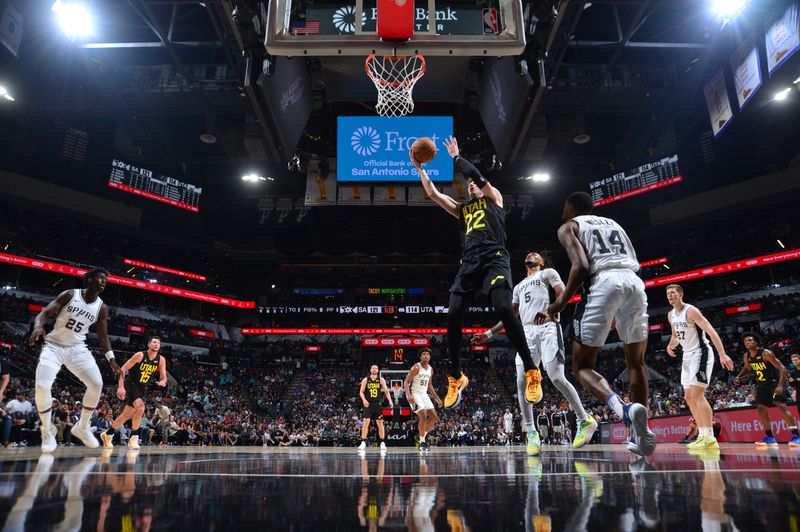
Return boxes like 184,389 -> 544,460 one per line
443,136 -> 503,207
411,149 -> 459,218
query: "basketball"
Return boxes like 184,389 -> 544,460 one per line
412,137 -> 437,164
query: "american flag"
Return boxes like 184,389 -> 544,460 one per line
291,20 -> 320,35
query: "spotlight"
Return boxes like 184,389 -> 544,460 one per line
773,88 -> 792,101
0,86 -> 14,102
52,1 -> 94,40
532,173 -> 550,182
778,239 -> 785,249
241,174 -> 268,182
710,0 -> 747,22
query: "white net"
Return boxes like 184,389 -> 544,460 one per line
365,55 -> 427,117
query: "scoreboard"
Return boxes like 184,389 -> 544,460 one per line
108,158 -> 202,212
590,154 -> 681,207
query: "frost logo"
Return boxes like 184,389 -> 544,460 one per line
332,6 -> 367,33
351,126 -> 381,156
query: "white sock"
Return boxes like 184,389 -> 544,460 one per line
701,427 -> 714,439
77,408 -> 93,429
420,434 -> 426,442
606,393 -> 625,419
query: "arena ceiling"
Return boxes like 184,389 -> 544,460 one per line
0,0 -> 798,256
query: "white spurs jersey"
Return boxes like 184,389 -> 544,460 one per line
572,215 -> 639,275
669,304 -> 711,353
410,363 -> 432,394
45,289 -> 103,346
512,268 -> 564,324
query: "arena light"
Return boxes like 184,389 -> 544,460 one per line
532,173 -> 550,182
241,174 -> 271,182
773,88 -> 792,101
52,1 -> 94,40
0,86 -> 14,102
710,0 -> 747,23
778,239 -> 785,249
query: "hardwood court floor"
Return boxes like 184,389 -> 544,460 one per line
0,443 -> 798,530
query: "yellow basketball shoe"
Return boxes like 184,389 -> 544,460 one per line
444,373 -> 469,409
525,369 -> 543,404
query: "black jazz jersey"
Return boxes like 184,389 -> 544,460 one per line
458,196 -> 507,256
129,353 -> 161,386
747,349 -> 778,384
365,376 -> 382,404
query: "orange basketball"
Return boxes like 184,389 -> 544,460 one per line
412,137 -> 437,164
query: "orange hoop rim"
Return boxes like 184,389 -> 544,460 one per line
365,54 -> 427,87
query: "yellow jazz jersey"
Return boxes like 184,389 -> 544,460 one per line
746,349 -> 778,383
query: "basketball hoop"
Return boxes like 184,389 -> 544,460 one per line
365,55 -> 426,117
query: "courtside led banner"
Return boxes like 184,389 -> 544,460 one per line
639,257 -> 668,268
242,328 -> 489,335
123,259 -> 207,281
337,116 -> 453,183
0,252 -> 255,309
361,337 -> 431,347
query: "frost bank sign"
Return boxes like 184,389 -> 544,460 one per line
307,6 -> 485,34
337,116 -> 453,184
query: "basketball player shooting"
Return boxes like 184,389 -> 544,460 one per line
29,268 -> 122,452
410,136 -> 540,409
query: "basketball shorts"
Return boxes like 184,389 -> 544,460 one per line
516,322 -> 565,369
681,346 -> 715,388
755,382 -> 790,407
451,247 -> 513,294
363,403 -> 384,421
572,269 -> 648,347
39,342 -> 102,385
125,382 -> 147,407
410,390 -> 434,412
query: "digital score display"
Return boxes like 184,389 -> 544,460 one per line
590,154 -> 681,207
108,159 -> 202,212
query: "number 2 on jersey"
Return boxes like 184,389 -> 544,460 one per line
464,210 -> 486,235
591,229 -> 627,255
65,318 -> 84,333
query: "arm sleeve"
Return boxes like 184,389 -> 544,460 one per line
0,358 -> 8,375
454,156 -> 488,186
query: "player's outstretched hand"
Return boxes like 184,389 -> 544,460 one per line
117,387 -> 126,401
409,148 -> 423,170
471,333 -> 488,345
29,328 -> 46,347
156,379 -> 167,387
667,345 -> 677,358
719,353 -> 734,371
545,302 -> 562,322
443,136 -> 459,158
435,398 -> 443,408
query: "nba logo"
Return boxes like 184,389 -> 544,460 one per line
482,8 -> 498,34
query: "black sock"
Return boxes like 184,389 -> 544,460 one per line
105,427 -> 115,436
379,437 -> 384,442
766,430 -> 774,438
791,428 -> 799,437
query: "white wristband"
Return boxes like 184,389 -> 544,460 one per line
104,350 -> 115,361
484,330 -> 493,339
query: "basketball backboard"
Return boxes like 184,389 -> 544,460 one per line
265,0 -> 525,57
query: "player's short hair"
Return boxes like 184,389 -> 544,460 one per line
418,347 -> 432,357
666,284 -> 683,294
525,250 -> 553,269
741,331 -> 763,345
565,191 -> 594,215
148,335 -> 161,343
83,267 -> 109,286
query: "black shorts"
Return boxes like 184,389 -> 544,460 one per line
363,403 -> 384,421
451,248 -> 513,294
755,383 -> 790,407
125,382 -> 147,407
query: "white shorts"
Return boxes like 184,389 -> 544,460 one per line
39,342 -> 99,378
681,346 -> 715,388
572,269 -> 648,347
410,390 -> 434,412
516,322 -> 565,369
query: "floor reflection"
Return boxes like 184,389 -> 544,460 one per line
0,445 -> 797,530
